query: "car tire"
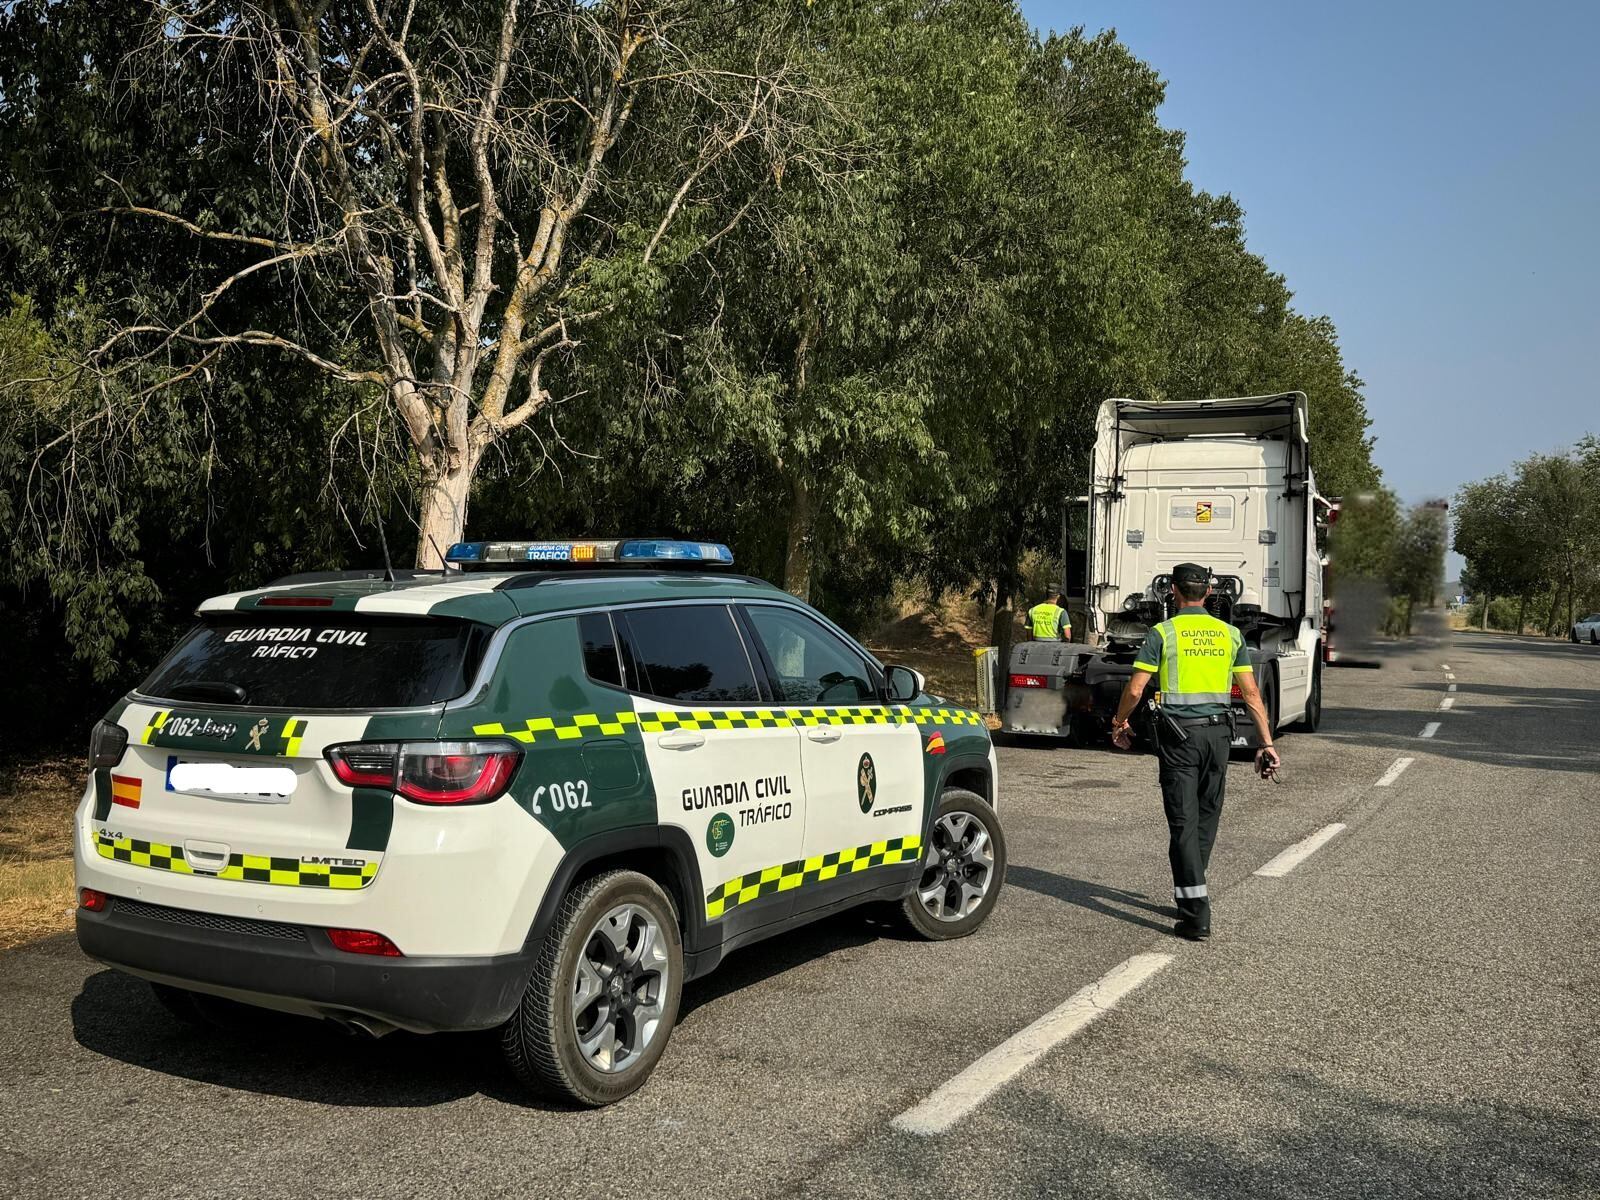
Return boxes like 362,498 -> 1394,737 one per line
1291,657 -> 1323,732
502,869 -> 683,1107
899,788 -> 1007,941
1590,630 -> 1598,646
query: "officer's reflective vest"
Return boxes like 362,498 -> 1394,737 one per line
1149,612 -> 1243,705
1028,602 -> 1067,640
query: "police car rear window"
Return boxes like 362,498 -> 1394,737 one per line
141,617 -> 490,710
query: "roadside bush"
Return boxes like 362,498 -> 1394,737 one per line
1466,595 -> 1531,632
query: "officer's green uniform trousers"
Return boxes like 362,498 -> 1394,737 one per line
1154,723 -> 1231,928
1133,606 -> 1254,930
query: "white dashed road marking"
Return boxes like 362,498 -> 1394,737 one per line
1441,663 -> 1451,670
1439,697 -> 1455,710
1375,757 -> 1415,787
891,953 -> 1175,1136
1421,722 -> 1441,738
1254,823 -> 1348,878
1447,683 -> 1457,692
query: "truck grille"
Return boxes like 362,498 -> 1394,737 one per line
112,897 -> 307,942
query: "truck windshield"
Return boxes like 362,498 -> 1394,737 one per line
141,616 -> 490,709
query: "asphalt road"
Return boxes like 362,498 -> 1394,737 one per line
3,621 -> 1596,1199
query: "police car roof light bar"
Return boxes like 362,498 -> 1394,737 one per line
444,538 -> 735,570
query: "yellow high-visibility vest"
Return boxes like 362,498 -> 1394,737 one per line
1136,612 -> 1247,704
1027,602 -> 1068,640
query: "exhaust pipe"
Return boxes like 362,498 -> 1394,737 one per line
328,1013 -> 398,1039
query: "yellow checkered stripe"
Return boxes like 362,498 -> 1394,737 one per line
93,832 -> 377,889
705,834 -> 922,920
141,710 -> 168,744
475,705 -> 981,744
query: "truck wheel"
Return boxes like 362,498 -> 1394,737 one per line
900,788 -> 1007,941
502,869 -> 683,1107
1292,658 -> 1323,732
1262,664 -> 1280,737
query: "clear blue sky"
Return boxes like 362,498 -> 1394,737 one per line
1021,0 -> 1599,554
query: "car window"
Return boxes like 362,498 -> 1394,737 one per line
141,617 -> 489,709
615,605 -> 761,704
744,605 -> 876,704
577,612 -> 623,689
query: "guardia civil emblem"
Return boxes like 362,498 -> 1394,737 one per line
856,753 -> 876,814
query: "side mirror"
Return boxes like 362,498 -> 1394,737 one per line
885,664 -> 925,703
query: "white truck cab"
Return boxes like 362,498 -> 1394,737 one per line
1005,393 -> 1328,746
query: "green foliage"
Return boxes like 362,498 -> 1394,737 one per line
1454,444 -> 1600,634
1330,489 -> 1400,580
0,0 -> 1387,740
1388,502 -> 1449,608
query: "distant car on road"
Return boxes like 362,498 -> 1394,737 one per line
1572,613 -> 1600,644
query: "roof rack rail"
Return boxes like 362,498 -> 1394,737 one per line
492,570 -> 778,592
265,568 -> 441,587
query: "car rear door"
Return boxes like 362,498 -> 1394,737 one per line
614,603 -> 807,938
738,602 -> 924,912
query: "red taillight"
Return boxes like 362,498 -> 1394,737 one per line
327,743 -> 401,789
397,746 -> 520,804
258,595 -> 334,607
79,888 -> 109,912
326,928 -> 403,956
1009,674 -> 1047,689
325,740 -> 521,805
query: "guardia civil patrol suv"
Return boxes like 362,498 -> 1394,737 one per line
75,539 -> 1004,1105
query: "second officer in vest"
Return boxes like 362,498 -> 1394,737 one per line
1109,563 -> 1280,940
1027,592 -> 1071,641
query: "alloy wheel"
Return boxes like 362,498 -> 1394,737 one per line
917,810 -> 998,922
571,903 -> 669,1073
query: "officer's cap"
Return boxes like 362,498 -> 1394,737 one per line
1172,562 -> 1210,586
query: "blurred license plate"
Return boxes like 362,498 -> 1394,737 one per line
166,758 -> 295,802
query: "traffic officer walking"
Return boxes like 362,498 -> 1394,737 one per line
1027,591 -> 1071,641
1109,563 -> 1280,940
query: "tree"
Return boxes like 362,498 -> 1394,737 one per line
1386,500 -> 1447,634
66,1 -> 824,566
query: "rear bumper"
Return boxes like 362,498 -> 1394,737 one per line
76,896 -> 534,1034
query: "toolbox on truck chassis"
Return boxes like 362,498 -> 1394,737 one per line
1003,393 -> 1329,749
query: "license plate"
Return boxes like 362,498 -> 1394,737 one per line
166,757 -> 296,802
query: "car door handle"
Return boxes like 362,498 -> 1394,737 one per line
806,727 -> 842,744
656,731 -> 705,751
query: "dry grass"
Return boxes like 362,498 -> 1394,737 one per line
0,755 -> 82,951
866,588 -> 998,710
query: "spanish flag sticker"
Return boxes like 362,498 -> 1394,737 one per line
925,731 -> 947,756
110,774 -> 142,810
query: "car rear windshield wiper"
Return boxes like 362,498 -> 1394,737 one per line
164,680 -> 248,705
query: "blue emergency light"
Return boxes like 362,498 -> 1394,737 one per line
444,538 -> 734,569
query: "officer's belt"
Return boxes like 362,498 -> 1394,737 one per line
1167,712 -> 1232,727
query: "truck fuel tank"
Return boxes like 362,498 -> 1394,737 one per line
1001,640 -> 1096,738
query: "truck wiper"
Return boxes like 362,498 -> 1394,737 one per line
165,680 -> 248,705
